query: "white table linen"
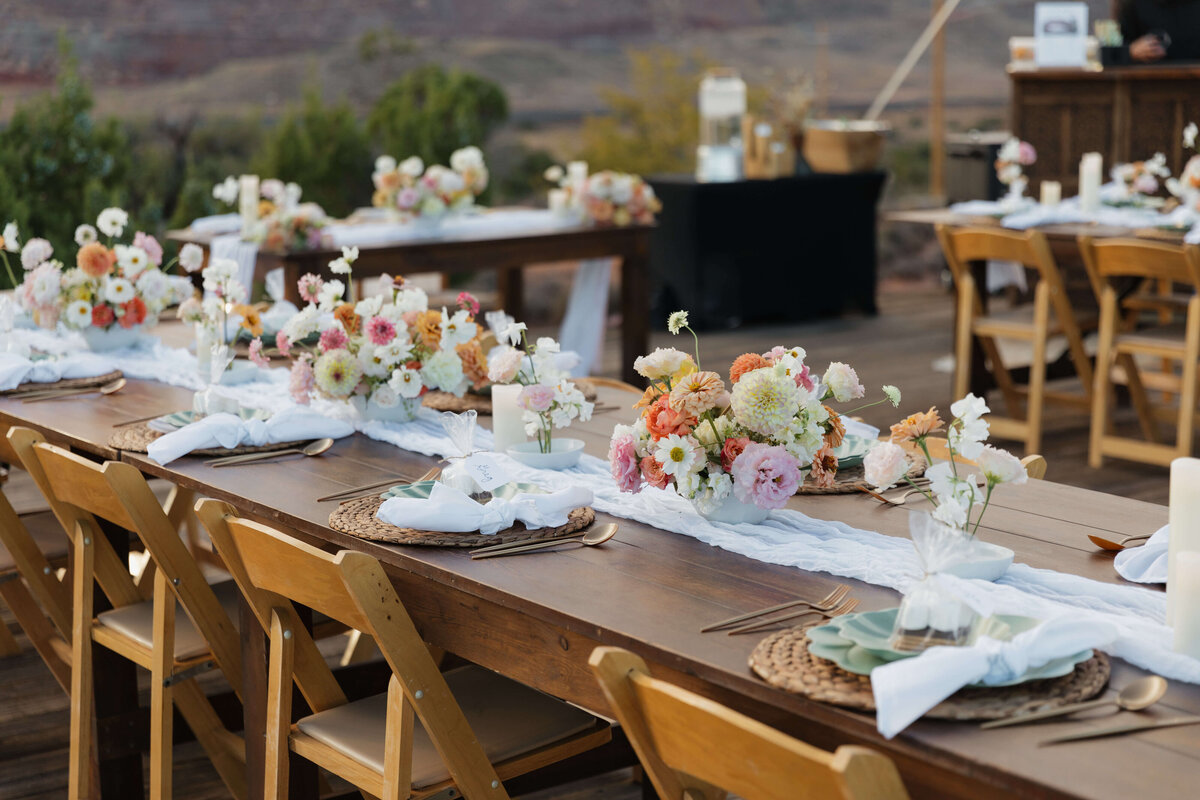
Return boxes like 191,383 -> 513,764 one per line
375,481 -> 593,536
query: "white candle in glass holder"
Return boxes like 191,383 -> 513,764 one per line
1040,180 -> 1062,206
1079,153 -> 1102,213
491,383 -> 527,454
1173,552 -> 1200,658
548,188 -> 569,215
239,175 -> 260,238
1168,458 -> 1200,625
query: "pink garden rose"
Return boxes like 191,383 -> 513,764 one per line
518,383 -> 555,413
133,232 -> 163,266
731,442 -> 802,510
487,348 -> 523,384
608,430 -> 644,493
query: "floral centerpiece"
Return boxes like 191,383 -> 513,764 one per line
994,136 -> 1036,204
486,322 -> 593,459
608,311 -> 899,523
579,170 -> 660,227
1110,152 -> 1171,206
276,250 -> 489,422
177,256 -> 263,376
11,208 -> 189,350
1167,123 -> 1200,214
371,146 -> 489,223
252,204 -> 330,253
212,176 -> 303,218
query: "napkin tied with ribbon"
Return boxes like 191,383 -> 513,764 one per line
870,616 -> 1117,738
146,407 -> 355,465
376,481 -> 593,536
0,352 -> 117,392
1115,525 -> 1169,584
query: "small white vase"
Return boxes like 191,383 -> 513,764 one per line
507,438 -> 584,470
81,324 -> 143,352
694,493 -> 770,525
355,395 -> 421,423
942,540 -> 1015,582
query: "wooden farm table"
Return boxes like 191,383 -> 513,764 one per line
167,218 -> 654,385
3,369 -> 1197,800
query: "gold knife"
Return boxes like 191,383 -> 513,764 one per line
1039,715 -> 1200,745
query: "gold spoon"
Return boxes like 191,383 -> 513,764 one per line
980,676 -> 1168,729
207,437 -> 335,467
21,377 -> 127,402
470,523 -> 619,559
1088,532 -> 1154,552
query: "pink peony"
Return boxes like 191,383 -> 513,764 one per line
456,291 -> 480,316
518,383 -> 555,413
731,443 -> 802,510
609,431 -> 644,494
133,232 -> 163,266
318,326 -> 349,352
366,315 -> 397,345
248,337 -> 270,368
289,355 -> 314,404
275,331 -> 291,357
298,273 -> 324,304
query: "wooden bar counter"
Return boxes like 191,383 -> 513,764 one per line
1011,64 -> 1200,193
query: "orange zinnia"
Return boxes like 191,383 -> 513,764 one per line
455,339 -> 489,390
890,406 -> 943,443
729,352 -> 770,385
415,309 -> 442,349
333,303 -> 361,336
78,242 -> 116,278
808,445 -> 839,489
823,406 -> 846,449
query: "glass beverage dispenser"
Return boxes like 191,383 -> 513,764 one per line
696,68 -> 747,182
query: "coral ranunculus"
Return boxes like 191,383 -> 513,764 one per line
643,395 -> 696,441
455,340 -> 489,390
729,352 -> 770,385
640,455 -> 669,490
119,296 -> 147,329
78,242 -> 116,278
720,436 -> 751,473
91,304 -> 116,328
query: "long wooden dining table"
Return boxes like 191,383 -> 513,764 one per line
2,362 -> 1197,800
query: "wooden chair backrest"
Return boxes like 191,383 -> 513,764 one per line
30,442 -> 241,687
1078,237 -> 1200,288
936,225 -> 1063,291
0,421 -> 21,466
216,511 -> 509,796
590,647 -> 909,800
921,437 -> 1047,480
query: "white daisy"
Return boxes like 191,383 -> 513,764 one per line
65,300 -> 93,329
388,366 -> 424,399
104,277 -> 135,305
439,308 -> 475,350
653,434 -> 701,478
96,207 -> 128,238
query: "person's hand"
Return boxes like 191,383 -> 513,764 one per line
1130,34 -> 1166,62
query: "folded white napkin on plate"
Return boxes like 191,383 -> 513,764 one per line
189,213 -> 242,235
146,406 -> 355,465
376,481 -> 594,536
0,352 -> 116,392
870,616 -> 1116,738
1115,524 -> 1169,584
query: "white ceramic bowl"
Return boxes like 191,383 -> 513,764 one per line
942,540 -> 1015,582
507,438 -> 585,470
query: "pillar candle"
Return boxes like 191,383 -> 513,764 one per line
491,384 -> 527,454
548,188 -> 569,215
567,161 -> 588,207
1168,458 -> 1200,624
1040,180 -> 1062,206
1078,153 -> 1102,214
1173,552 -> 1200,658
239,174 -> 259,238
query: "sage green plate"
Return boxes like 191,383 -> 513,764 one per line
807,609 -> 1092,687
832,434 -> 872,469
155,407 -> 271,430
379,481 -> 544,501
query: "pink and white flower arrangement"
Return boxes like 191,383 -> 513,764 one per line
580,171 -> 660,227
863,394 -> 1026,534
252,203 -> 330,253
371,147 -> 489,220
609,310 -> 900,515
1111,152 -> 1171,205
994,137 -> 1036,201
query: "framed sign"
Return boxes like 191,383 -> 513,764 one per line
1034,2 -> 1089,67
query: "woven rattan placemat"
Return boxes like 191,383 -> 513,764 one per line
1,370 -> 124,397
329,492 -> 596,547
749,624 -> 1109,720
107,421 -> 305,457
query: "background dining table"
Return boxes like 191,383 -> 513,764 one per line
1,352 -> 1196,800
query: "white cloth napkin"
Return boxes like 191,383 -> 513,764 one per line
189,213 -> 242,235
146,406 -> 355,464
376,481 -> 593,536
1115,524 -> 1169,584
870,616 -> 1117,738
0,352 -> 117,391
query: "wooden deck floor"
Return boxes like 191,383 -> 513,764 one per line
0,283 -> 1177,799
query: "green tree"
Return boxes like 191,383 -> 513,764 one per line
254,89 -> 372,218
368,64 -> 508,168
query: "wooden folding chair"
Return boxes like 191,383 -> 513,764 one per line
196,500 -> 611,800
590,646 -> 910,800
1079,237 -> 1200,467
936,224 -> 1095,455
23,436 -> 247,800
921,436 -> 1048,480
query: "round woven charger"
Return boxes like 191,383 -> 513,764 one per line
1,369 -> 124,397
749,625 -> 1110,721
107,421 -> 306,457
329,493 -> 596,547
797,452 -> 928,496
420,379 -> 600,416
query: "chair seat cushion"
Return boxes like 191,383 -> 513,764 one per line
96,579 -> 242,661
296,664 -> 599,788
0,511 -> 69,573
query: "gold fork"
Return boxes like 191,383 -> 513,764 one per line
726,597 -> 860,635
701,584 -> 850,633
